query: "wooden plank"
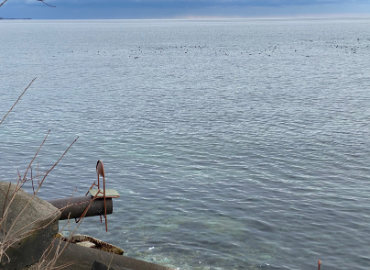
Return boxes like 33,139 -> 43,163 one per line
89,189 -> 120,198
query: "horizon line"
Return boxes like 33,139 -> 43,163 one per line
2,13 -> 370,21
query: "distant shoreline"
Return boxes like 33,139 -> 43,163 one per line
0,17 -> 32,20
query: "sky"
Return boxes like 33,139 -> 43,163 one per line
0,0 -> 370,19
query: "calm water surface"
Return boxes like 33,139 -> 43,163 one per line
1,18 -> 370,270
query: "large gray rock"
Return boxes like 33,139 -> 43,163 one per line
0,181 -> 61,269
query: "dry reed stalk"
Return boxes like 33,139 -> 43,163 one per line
36,190 -> 103,270
0,137 -> 79,265
107,253 -> 114,270
0,79 -> 81,269
0,136 -> 78,259
36,215 -> 77,270
0,78 -> 36,126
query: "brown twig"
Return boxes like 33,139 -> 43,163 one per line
107,253 -> 114,270
31,167 -> 36,195
75,191 -> 101,223
0,78 -> 36,126
0,182 -> 20,234
1,183 -> 12,220
38,194 -> 97,270
0,0 -> 8,8
38,136 -> 79,188
22,130 -> 51,183
0,0 -> 56,8
1,136 -> 79,254
1,188 -> 88,265
37,0 -> 56,8
34,216 -> 73,270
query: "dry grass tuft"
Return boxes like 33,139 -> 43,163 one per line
0,79 -> 80,269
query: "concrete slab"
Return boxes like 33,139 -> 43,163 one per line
0,181 -> 61,269
89,189 -> 120,198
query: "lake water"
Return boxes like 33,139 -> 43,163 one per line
1,18 -> 370,270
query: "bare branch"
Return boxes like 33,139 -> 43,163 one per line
2,136 -> 79,248
1,183 -> 11,220
1,0 -> 57,8
22,130 -> 51,183
0,78 -> 37,126
0,0 -> 9,8
38,136 -> 79,188
37,0 -> 56,8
